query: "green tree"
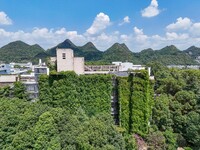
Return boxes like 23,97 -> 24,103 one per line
152,94 -> 173,131
13,81 -> 28,99
33,111 -> 61,150
185,112 -> 200,147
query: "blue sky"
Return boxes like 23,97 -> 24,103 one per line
0,0 -> 200,51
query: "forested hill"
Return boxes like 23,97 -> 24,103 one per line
47,39 -> 199,65
0,41 -> 46,63
137,45 -> 198,65
46,39 -> 103,61
1,39 -> 200,65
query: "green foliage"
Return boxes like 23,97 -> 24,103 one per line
124,134 -> 137,150
33,111 -> 61,150
118,70 -> 153,137
0,98 -> 126,149
1,39 -> 198,65
39,72 -> 113,116
151,66 -> 200,149
138,45 -> 197,65
0,82 -> 28,100
152,94 -> 173,131
118,77 -> 130,132
0,86 -> 11,98
38,74 -> 52,104
163,128 -> 177,150
131,70 -> 152,136
102,43 -> 137,63
184,46 -> 200,59
0,41 -> 45,63
13,81 -> 28,100
0,98 -> 28,149
185,112 -> 200,147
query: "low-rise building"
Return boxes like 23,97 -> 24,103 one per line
0,75 -> 19,87
20,73 -> 38,99
112,62 -> 145,71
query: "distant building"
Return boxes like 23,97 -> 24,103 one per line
20,73 -> 38,99
56,48 -> 84,75
10,62 -> 32,69
112,62 -> 145,71
20,60 -> 49,99
0,64 -> 12,74
167,65 -> 200,70
0,75 -> 19,87
53,48 -> 153,78
33,64 -> 49,81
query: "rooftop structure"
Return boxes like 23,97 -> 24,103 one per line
55,48 -> 153,77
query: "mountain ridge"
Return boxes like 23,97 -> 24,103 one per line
0,39 -> 199,65
0,41 -> 45,63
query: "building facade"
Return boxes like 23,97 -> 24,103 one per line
56,48 -> 84,75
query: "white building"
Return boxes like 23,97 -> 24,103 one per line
20,60 -> 49,100
56,48 -> 84,75
20,73 -> 38,99
112,62 -> 145,72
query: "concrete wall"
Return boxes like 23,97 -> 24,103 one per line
56,48 -> 85,75
57,48 -> 74,72
74,57 -> 84,75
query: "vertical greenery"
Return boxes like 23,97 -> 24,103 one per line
131,70 -> 152,136
118,77 -> 130,132
118,70 -> 153,137
38,74 -> 52,104
39,71 -> 113,116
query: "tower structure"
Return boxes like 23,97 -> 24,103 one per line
56,48 -> 84,75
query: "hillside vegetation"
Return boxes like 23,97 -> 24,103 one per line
1,39 -> 199,65
0,41 -> 46,63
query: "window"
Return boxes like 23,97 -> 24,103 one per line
62,53 -> 66,59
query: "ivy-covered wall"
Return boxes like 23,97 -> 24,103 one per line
118,77 -> 130,132
39,71 -> 153,136
118,70 -> 153,137
39,71 -> 113,116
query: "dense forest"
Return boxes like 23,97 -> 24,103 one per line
0,66 -> 200,149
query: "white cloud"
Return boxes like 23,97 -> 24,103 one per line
119,16 -> 130,26
0,28 -> 87,49
86,12 -> 110,35
166,32 -> 189,40
166,17 -> 200,37
141,0 -> 160,18
133,27 -> 144,35
166,17 -> 192,31
0,11 -> 12,25
124,16 -> 130,23
133,27 -> 148,42
190,23 -> 200,36
2,16 -> 200,52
